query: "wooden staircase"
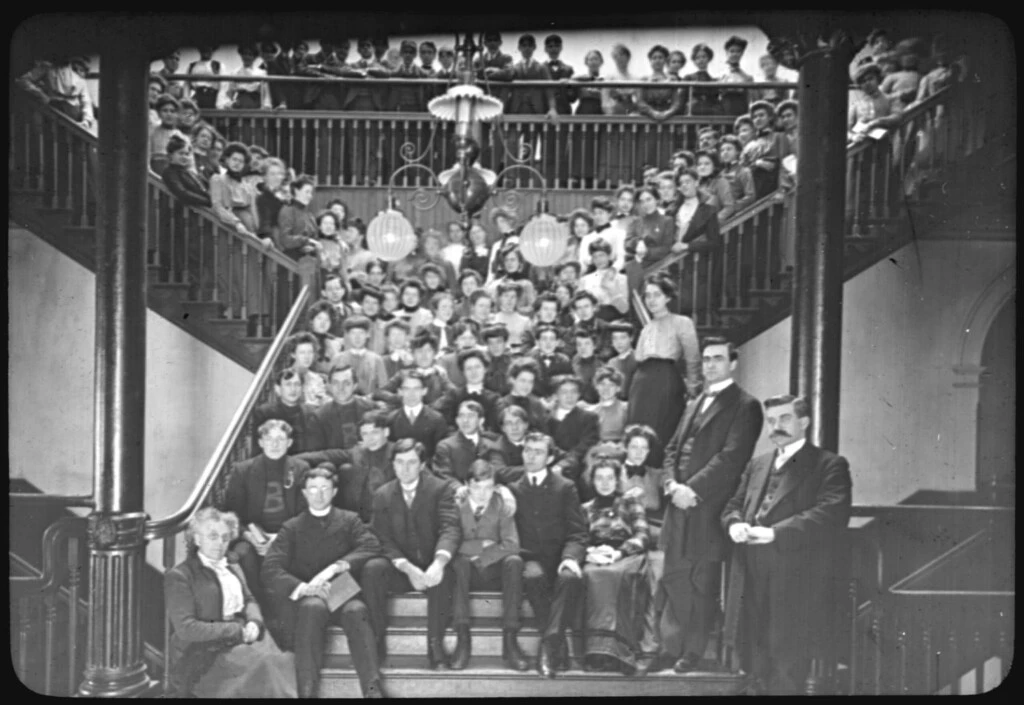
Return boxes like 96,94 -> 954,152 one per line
318,592 -> 743,697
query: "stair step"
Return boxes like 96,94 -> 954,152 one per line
62,226 -> 94,238
386,593 -> 535,620
748,288 -> 789,306
181,300 -> 226,320
318,666 -> 743,698
207,317 -> 250,335
326,624 -> 543,661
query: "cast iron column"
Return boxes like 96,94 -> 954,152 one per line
78,37 -> 153,697
789,36 -> 854,452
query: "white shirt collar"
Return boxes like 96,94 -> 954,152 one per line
390,350 -> 406,361
526,468 -> 548,485
400,478 -> 420,493
197,552 -> 229,571
706,378 -> 734,395
463,432 -> 480,445
405,404 -> 424,418
468,494 -> 489,513
466,383 -> 484,394
775,438 -> 807,467
554,406 -> 573,421
599,398 -> 618,407
309,506 -> 332,518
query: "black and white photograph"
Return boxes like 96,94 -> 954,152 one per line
9,10 -> 1014,698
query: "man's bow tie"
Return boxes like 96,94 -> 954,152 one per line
625,464 -> 646,479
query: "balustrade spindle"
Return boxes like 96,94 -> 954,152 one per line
629,123 -> 639,184
847,580 -> 858,695
896,621 -> 908,694
852,151 -> 864,236
240,242 -> 250,321
68,533 -> 81,696
922,628 -> 934,694
17,597 -> 31,685
871,602 -> 882,694
997,629 -> 1008,680
947,627 -> 960,694
225,234 -> 235,317
169,199 -> 179,283
972,630 -> 984,694
43,591 -> 58,694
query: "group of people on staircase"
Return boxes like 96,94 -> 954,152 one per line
165,290 -> 853,696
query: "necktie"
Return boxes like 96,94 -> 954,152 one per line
474,504 -> 485,520
626,464 -> 646,479
532,475 -> 540,487
404,490 -> 415,507
408,410 -> 417,425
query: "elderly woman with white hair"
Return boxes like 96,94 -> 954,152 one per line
164,507 -> 298,698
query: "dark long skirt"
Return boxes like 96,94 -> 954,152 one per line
627,359 -> 687,467
583,553 -> 657,669
192,635 -> 297,698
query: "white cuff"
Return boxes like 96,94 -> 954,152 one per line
289,583 -> 307,601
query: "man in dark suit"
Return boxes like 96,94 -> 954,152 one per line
607,321 -> 638,401
307,365 -> 379,452
261,465 -> 384,699
656,337 -> 764,674
293,409 -> 395,524
566,292 -> 614,362
363,439 -> 462,669
529,325 -> 573,398
222,420 -> 310,599
450,460 -> 528,671
251,368 -> 316,454
432,400 -> 501,485
721,395 -> 852,695
507,432 -> 587,678
375,331 -> 455,409
495,405 -> 530,468
433,348 -> 502,433
544,375 -> 601,491
482,324 -> 513,396
674,168 -> 723,318
386,369 -> 449,460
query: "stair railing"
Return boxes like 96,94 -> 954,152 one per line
639,83 -> 972,331
9,516 -> 88,696
11,90 -> 305,341
143,282 -> 312,685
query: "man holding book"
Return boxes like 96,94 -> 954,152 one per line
261,464 -> 386,699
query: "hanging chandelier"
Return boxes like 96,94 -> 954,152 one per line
367,31 -> 563,268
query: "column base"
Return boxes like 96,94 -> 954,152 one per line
78,662 -> 153,697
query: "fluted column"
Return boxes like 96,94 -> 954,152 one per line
78,35 -> 152,697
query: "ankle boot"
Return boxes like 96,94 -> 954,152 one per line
502,629 -> 531,672
450,626 -> 471,670
427,637 -> 450,670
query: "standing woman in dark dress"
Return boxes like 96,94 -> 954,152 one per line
682,43 -> 721,117
635,45 -> 684,173
573,50 -> 605,187
626,274 -> 702,467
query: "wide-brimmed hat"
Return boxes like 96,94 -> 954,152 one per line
488,206 -> 517,227
749,100 -> 777,118
777,99 -> 798,116
853,61 -> 883,83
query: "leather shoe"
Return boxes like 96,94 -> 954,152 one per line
634,655 -> 655,677
554,636 -> 571,672
673,652 -> 702,674
427,637 -> 450,670
450,626 -> 471,670
502,629 -> 531,672
536,642 -> 557,679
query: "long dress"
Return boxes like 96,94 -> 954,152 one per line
209,172 -> 270,320
165,552 -> 297,698
582,489 -> 658,669
627,312 -> 702,467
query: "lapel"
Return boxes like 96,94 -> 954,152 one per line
743,452 -> 774,520
692,383 -> 740,435
676,397 -> 702,441
760,444 -> 816,516
408,473 -> 429,517
683,203 -> 714,242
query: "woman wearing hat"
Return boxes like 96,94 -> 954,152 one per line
848,62 -> 897,143
636,45 -> 683,172
485,207 -> 521,282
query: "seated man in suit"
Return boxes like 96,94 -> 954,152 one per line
382,319 -> 414,380
433,348 -> 501,433
721,394 -> 852,695
545,375 -> 601,493
261,465 -> 385,699
363,439 -> 462,669
307,364 -> 379,452
222,420 -> 310,601
293,409 -> 395,524
449,460 -> 528,671
497,358 -> 550,431
435,320 -> 482,389
529,325 -> 574,399
386,369 -> 449,460
482,324 -> 514,396
251,368 -> 315,453
507,432 -> 588,678
432,400 -> 501,485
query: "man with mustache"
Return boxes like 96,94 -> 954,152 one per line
720,395 -> 852,694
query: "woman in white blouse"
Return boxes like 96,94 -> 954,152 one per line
578,238 -> 629,320
164,508 -> 297,698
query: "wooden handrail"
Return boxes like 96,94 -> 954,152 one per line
13,90 -> 301,275
8,493 -> 95,507
144,284 -> 312,541
9,516 -> 87,598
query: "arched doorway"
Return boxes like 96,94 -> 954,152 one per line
976,296 -> 1015,500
